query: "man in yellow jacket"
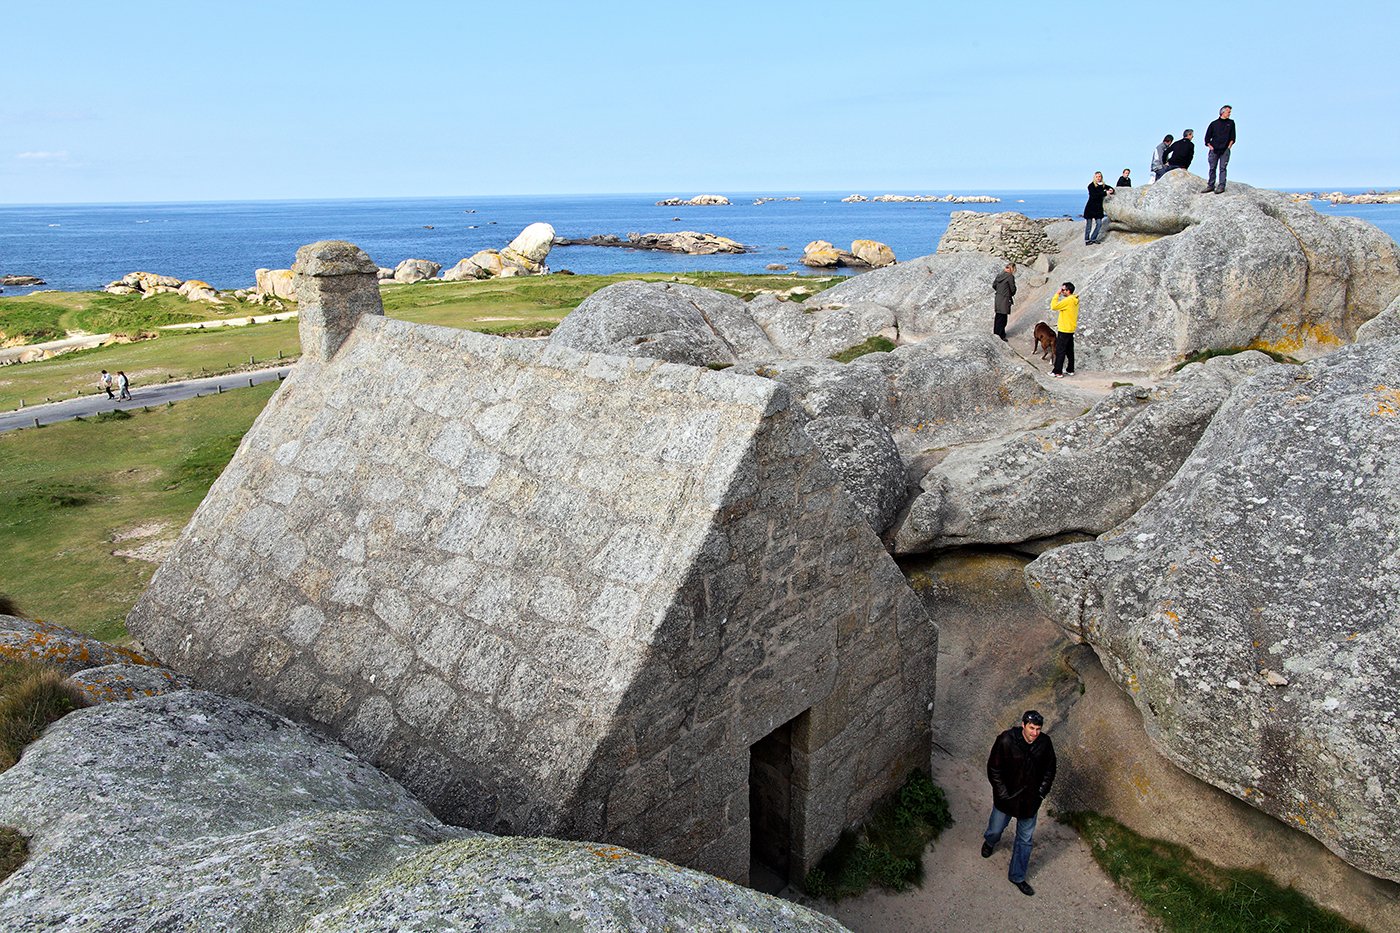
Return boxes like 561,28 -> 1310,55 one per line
1050,282 -> 1078,378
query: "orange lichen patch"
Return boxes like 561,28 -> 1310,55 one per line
1250,321 -> 1343,354
588,845 -> 633,861
1370,385 -> 1400,417
1209,554 -> 1223,564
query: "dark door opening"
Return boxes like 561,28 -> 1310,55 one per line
749,710 -> 808,892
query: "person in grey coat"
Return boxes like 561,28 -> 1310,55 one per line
991,263 -> 1016,340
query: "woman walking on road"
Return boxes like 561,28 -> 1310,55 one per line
1083,172 -> 1114,246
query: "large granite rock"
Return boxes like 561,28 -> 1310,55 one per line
555,231 -> 747,255
849,240 -> 896,268
255,268 -> 297,301
306,837 -> 844,931
548,280 -> 770,365
803,415 -> 906,534
1024,337 -> 1400,882
1076,172 -> 1400,369
0,614 -> 155,676
745,294 -> 896,359
177,279 -> 223,303
894,351 -> 1277,553
1355,293 -> 1400,343
500,221 -> 555,273
0,689 -> 841,930
0,690 -> 470,930
392,258 -> 442,283
804,253 -> 1008,341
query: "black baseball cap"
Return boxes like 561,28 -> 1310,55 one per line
1022,710 -> 1044,726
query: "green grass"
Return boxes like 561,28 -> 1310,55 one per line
0,657 -> 86,771
1064,811 -> 1365,933
1173,346 -> 1299,372
0,825 -> 25,884
0,300 -> 68,343
0,383 -> 275,640
830,335 -> 897,363
0,290 -> 265,345
803,770 -> 953,900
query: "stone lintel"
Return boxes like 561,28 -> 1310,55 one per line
293,240 -> 383,362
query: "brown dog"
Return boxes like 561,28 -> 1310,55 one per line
1032,322 -> 1056,361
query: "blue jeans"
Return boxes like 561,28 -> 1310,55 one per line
985,807 -> 1038,882
1207,147 -> 1231,189
1083,217 -> 1104,243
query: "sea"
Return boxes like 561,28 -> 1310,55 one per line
2,190 -> 1398,295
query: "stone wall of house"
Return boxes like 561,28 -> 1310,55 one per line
129,241 -> 935,884
936,210 -> 1059,266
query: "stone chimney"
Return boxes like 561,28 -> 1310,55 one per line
292,240 -> 383,362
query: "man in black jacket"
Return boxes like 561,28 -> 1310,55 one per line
1203,105 -> 1236,193
1163,129 -> 1194,175
991,263 -> 1016,340
982,709 -> 1057,896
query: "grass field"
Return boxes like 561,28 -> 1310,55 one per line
0,383 -> 276,640
0,272 -> 837,411
0,290 -> 266,345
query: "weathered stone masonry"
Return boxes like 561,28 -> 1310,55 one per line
129,241 -> 936,884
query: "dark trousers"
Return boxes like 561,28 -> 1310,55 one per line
1207,147 -> 1230,189
993,313 -> 1008,340
1053,332 -> 1075,375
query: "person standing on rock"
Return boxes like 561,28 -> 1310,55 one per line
1050,282 -> 1078,378
1116,168 -> 1132,187
1162,129 -> 1195,175
117,371 -> 131,400
1151,134 -> 1174,180
991,263 -> 1016,341
982,710 -> 1057,896
1083,173 -> 1115,246
1203,105 -> 1236,193
99,370 -> 115,400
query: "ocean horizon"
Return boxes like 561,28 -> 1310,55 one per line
3,188 -> 1398,294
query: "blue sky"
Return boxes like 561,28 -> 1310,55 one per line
4,0 -> 1396,203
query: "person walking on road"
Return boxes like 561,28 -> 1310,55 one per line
1203,105 -> 1236,193
99,370 -> 115,399
982,710 -> 1058,897
1083,173 -> 1114,246
1150,134 -> 1174,180
117,371 -> 131,400
1161,129 -> 1195,176
991,263 -> 1017,341
1050,282 -> 1079,378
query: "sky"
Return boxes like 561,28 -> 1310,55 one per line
3,0 -> 1397,204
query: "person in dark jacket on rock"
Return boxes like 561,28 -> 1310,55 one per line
991,263 -> 1016,340
1083,172 -> 1115,245
1116,168 -> 1132,187
982,709 -> 1057,896
1162,129 -> 1195,175
1203,105 -> 1236,193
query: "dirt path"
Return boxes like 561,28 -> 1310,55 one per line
814,748 -> 1155,932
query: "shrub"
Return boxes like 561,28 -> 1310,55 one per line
0,658 -> 86,771
1173,346 -> 1297,372
802,770 -> 953,900
0,594 -> 19,618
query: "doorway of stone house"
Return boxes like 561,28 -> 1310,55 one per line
749,709 -> 810,893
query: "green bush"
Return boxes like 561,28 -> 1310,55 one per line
802,770 -> 953,900
1173,346 -> 1298,372
0,658 -> 86,771
1063,811 -> 1364,933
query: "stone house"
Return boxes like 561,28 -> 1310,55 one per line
129,241 -> 936,885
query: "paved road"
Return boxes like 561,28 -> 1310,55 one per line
0,366 -> 294,433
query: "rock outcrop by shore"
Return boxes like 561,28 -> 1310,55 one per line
801,239 -> 896,269
1290,189 -> 1400,204
105,270 -> 225,303
655,195 -> 731,206
841,193 -> 1000,203
0,275 -> 45,287
443,222 -> 555,280
553,231 -> 746,254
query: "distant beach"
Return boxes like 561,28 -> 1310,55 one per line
1,190 -> 1397,294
